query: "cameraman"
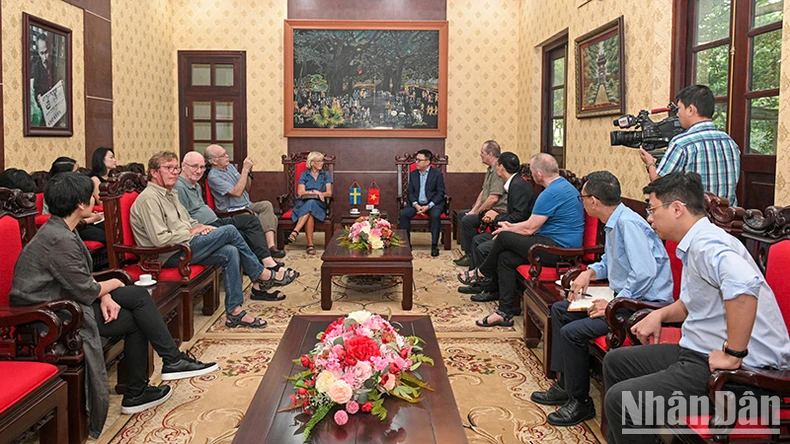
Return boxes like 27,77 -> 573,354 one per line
639,85 -> 740,205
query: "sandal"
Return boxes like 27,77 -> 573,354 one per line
306,245 -> 316,255
285,230 -> 299,244
476,310 -> 514,328
250,287 -> 286,301
457,268 -> 491,286
225,310 -> 267,328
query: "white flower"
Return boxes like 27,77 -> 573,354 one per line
315,370 -> 338,393
347,310 -> 373,324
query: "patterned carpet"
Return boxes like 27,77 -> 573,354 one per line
87,236 -> 604,444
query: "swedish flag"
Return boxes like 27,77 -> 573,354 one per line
349,187 -> 361,205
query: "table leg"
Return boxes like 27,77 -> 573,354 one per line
321,266 -> 332,310
402,267 -> 413,310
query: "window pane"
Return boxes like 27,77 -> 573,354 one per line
750,29 -> 782,91
753,0 -> 783,28
216,101 -> 234,120
552,88 -> 565,117
215,64 -> 234,87
693,45 -> 730,96
193,122 -> 211,140
695,0 -> 732,45
712,102 -> 728,131
747,96 -> 778,154
552,57 -> 565,87
216,122 -> 233,141
193,101 -> 211,120
552,119 -> 564,147
191,64 -> 211,86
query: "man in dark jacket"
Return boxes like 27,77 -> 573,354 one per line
398,149 -> 446,256
464,152 -> 536,300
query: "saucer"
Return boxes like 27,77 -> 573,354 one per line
134,280 -> 157,287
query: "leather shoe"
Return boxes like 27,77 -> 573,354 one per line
546,397 -> 596,427
269,248 -> 286,259
530,382 -> 569,406
471,291 -> 499,302
453,254 -> 470,266
431,246 -> 440,257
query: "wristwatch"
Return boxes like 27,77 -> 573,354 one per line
722,340 -> 748,359
645,162 -> 657,173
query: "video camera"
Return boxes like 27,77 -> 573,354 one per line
610,104 -> 684,157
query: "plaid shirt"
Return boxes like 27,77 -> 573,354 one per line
656,121 -> 741,205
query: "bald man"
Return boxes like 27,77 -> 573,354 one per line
204,145 -> 279,252
175,151 -> 286,261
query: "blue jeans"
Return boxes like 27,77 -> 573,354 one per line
167,225 -> 264,314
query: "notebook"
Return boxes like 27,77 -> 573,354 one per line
567,286 -> 615,312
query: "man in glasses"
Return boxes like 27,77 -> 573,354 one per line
398,149 -> 446,257
530,171 -> 673,427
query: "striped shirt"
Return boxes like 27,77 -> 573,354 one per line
656,121 -> 741,205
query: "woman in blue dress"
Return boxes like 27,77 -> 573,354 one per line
288,151 -> 332,255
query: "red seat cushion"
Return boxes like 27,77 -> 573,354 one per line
124,263 -> 209,281
0,216 -> 24,306
0,361 -> 59,413
83,241 -> 104,251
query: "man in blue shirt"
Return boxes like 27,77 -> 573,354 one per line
639,85 -> 741,205
398,149 -> 446,257
457,153 -> 585,327
604,172 -> 790,443
530,171 -> 673,427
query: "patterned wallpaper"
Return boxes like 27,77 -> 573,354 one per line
445,0 -> 521,172
171,0 -> 287,171
518,0 -> 673,199
112,0 -> 177,165
774,0 -> 790,205
2,0 -> 84,171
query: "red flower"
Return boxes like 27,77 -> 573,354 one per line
300,355 -> 311,367
345,336 -> 381,362
361,402 -> 373,413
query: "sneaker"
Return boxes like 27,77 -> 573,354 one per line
121,385 -> 172,414
530,381 -> 569,406
161,352 -> 219,381
453,254 -> 470,267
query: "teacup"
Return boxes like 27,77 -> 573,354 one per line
139,274 -> 154,285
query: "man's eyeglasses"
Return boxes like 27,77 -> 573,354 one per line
159,165 -> 181,173
646,201 -> 686,216
577,194 -> 596,202
184,163 -> 206,170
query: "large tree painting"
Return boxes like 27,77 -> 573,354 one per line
284,21 -> 448,138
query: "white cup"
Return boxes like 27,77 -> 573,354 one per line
139,274 -> 154,285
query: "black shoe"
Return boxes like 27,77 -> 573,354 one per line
453,254 -> 470,266
269,248 -> 286,259
161,352 -> 219,381
121,385 -> 172,414
547,397 -> 596,426
431,246 -> 440,257
530,382 -> 569,406
458,284 -> 488,294
471,291 -> 499,302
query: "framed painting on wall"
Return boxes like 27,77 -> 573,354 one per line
23,13 -> 73,136
284,20 -> 448,138
575,16 -> 625,119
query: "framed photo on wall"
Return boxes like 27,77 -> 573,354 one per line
284,20 -> 448,138
575,16 -> 625,119
23,13 -> 73,136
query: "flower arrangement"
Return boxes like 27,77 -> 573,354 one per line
282,310 -> 434,442
338,215 -> 403,250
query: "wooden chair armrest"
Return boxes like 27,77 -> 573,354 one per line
215,208 -> 254,218
527,244 -> 605,280
624,308 -> 684,345
0,305 -> 64,363
93,269 -> 133,285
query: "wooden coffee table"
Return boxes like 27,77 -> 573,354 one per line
233,315 -> 467,443
320,229 -> 414,310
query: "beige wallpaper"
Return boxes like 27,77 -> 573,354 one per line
518,0 -> 673,199
2,0 -> 84,171
446,0 -> 521,172
112,0 -> 176,165
171,0 -> 287,171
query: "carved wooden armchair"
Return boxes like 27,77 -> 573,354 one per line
275,152 -> 336,250
395,153 -> 453,250
101,172 -> 220,341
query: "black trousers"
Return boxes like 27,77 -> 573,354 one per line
92,286 -> 182,397
210,213 -> 271,261
478,231 -> 559,316
398,203 -> 444,247
457,209 -> 482,252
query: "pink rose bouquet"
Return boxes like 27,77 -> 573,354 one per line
338,215 -> 403,250
282,310 -> 434,442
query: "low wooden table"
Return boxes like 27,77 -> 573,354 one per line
233,315 -> 467,443
321,229 -> 414,310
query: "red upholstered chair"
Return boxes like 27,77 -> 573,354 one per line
275,152 -> 336,250
395,153 -> 453,250
100,172 -> 220,341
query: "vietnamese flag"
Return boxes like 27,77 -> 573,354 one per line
367,182 -> 380,205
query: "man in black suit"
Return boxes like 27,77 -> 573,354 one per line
398,149 -> 446,257
464,152 -> 536,300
